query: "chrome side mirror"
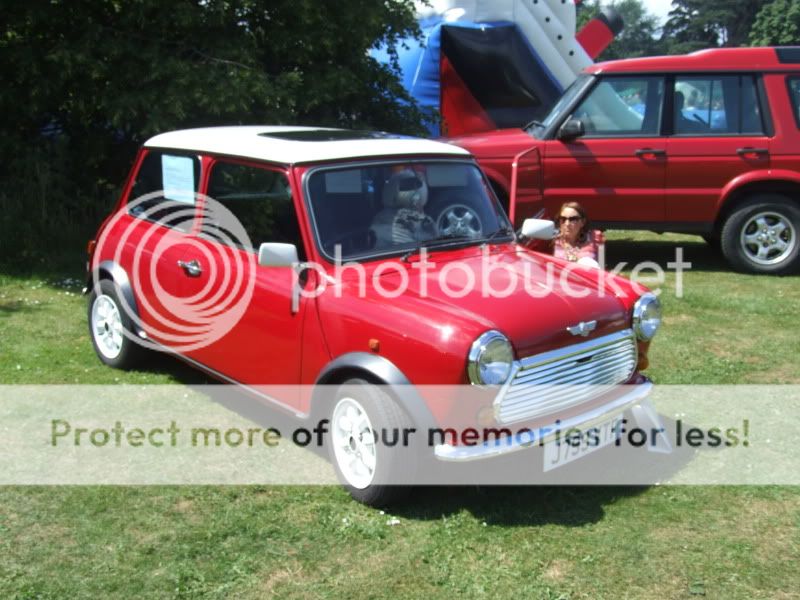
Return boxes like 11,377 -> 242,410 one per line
258,243 -> 299,267
520,218 -> 558,240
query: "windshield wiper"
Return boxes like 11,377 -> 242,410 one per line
482,226 -> 515,246
523,118 -> 545,130
401,236 -> 478,262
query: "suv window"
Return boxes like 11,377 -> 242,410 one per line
569,76 -> 664,136
128,151 -> 201,230
205,161 -> 305,258
674,75 -> 764,135
787,77 -> 800,128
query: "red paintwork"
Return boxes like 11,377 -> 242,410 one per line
444,47 -> 800,230
91,147 -> 649,427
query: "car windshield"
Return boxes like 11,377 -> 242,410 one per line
528,74 -> 593,137
306,161 -> 512,261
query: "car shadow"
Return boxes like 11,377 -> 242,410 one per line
603,236 -> 729,273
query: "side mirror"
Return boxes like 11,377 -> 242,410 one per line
557,118 -> 585,141
258,243 -> 299,267
520,218 -> 558,240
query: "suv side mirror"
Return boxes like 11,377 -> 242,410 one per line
558,118 -> 585,141
258,243 -> 299,267
520,218 -> 558,240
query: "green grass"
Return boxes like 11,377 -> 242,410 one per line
1,232 -> 799,599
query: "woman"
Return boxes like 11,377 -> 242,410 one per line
553,202 -> 602,266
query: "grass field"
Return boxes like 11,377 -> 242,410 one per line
1,232 -> 799,599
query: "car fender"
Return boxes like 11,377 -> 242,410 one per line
718,169 -> 800,212
314,352 -> 438,432
88,260 -> 145,337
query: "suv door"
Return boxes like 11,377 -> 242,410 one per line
543,75 -> 666,224
665,74 -> 770,225
180,159 -> 309,399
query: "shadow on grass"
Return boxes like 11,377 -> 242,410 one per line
604,236 -> 729,273
0,300 -> 40,317
395,484 -> 647,527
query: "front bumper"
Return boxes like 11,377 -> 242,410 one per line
434,378 -> 653,462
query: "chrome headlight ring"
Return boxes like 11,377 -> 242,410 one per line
467,330 -> 514,386
632,293 -> 662,341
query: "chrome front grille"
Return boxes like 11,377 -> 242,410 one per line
494,329 -> 638,424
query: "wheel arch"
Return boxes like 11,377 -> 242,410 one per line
88,260 -> 145,337
312,352 -> 438,432
716,172 -> 800,232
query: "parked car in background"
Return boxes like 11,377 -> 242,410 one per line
86,126 -> 661,505
444,47 -> 800,274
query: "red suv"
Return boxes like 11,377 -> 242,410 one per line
86,126 -> 660,505
445,47 -> 800,274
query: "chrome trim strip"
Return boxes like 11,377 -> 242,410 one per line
434,380 -> 653,462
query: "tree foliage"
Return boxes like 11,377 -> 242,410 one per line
0,0 -> 424,262
660,0 -> 770,53
749,0 -> 800,46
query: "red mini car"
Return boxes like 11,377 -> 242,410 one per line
86,127 -> 661,505
445,47 -> 800,274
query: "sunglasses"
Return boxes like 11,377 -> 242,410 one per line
559,215 -> 583,223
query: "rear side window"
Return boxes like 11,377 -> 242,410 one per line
787,77 -> 800,128
128,151 -> 201,230
205,161 -> 305,259
673,75 -> 764,135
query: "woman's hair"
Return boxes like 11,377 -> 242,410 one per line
558,201 -> 590,240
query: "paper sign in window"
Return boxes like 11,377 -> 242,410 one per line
162,155 -> 195,204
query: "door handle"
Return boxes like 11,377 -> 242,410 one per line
736,147 -> 769,157
634,148 -> 666,158
177,259 -> 203,277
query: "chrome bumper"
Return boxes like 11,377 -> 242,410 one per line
434,379 -> 653,462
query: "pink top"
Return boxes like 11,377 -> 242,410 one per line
553,231 -> 602,262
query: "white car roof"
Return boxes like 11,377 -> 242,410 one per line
144,126 -> 470,165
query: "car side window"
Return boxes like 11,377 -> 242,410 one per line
568,76 -> 664,136
674,75 -> 764,136
128,151 -> 201,231
787,77 -> 800,128
205,161 -> 305,259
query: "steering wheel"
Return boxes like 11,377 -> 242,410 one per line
436,204 -> 483,238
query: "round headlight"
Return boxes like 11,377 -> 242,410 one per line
468,331 -> 514,386
632,293 -> 662,341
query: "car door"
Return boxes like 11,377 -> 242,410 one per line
543,75 -> 667,225
665,74 -> 770,224
116,150 -> 203,345
178,159 -> 310,404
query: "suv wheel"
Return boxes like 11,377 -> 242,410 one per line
328,379 -> 416,507
720,195 -> 800,274
88,280 -> 146,369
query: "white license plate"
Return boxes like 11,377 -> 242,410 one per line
543,416 -> 622,472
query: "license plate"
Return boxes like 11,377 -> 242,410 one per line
543,416 -> 622,472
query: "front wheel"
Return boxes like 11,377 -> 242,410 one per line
720,195 -> 800,274
328,379 -> 417,507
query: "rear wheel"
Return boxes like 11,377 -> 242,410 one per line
88,279 -> 146,369
328,379 -> 416,507
720,195 -> 800,274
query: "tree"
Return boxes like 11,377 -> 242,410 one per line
750,0 -> 800,46
0,0 -> 425,262
576,0 -> 663,60
660,0 -> 769,54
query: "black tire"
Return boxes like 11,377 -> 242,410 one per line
327,379 -> 417,507
87,279 -> 146,369
720,194 -> 800,274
